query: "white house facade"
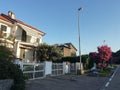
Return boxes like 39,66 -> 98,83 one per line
0,11 -> 45,62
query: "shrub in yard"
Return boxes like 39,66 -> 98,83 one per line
0,59 -> 25,90
0,46 -> 25,90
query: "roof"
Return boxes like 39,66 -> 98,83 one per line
0,13 -> 45,36
59,42 -> 77,51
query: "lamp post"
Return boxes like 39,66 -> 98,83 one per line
78,7 -> 83,74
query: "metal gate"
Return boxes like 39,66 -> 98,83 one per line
22,62 -> 45,80
70,63 -> 77,74
52,63 -> 63,76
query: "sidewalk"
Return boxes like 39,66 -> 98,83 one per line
26,74 -> 109,90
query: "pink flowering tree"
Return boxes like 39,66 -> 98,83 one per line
89,45 -> 112,70
97,45 -> 112,69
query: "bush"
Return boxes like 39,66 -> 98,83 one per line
0,46 -> 25,90
0,46 -> 15,61
87,68 -> 112,77
0,59 -> 25,90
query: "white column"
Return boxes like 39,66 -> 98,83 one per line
15,41 -> 20,58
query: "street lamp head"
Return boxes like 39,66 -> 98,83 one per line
78,7 -> 83,11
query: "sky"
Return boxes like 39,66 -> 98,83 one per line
0,0 -> 120,55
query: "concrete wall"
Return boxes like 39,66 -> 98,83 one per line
0,79 -> 13,90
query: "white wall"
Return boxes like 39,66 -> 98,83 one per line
15,41 -> 20,58
30,36 -> 36,43
63,62 -> 66,74
76,62 -> 83,70
44,61 -> 52,76
15,27 -> 22,41
0,23 -> 11,37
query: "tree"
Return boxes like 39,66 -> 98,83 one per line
36,43 -> 63,61
89,52 -> 99,64
89,52 -> 99,69
37,44 -> 49,61
89,45 -> 112,69
0,46 -> 15,61
81,54 -> 89,69
111,50 -> 120,64
48,45 -> 63,61
97,45 -> 112,69
98,45 -> 112,62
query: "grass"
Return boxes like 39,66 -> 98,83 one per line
99,68 -> 111,77
87,68 -> 113,77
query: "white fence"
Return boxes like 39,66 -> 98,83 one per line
52,63 -> 64,76
14,60 -> 79,80
22,63 -> 45,80
70,63 -> 77,74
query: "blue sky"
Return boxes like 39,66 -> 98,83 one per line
0,0 -> 120,54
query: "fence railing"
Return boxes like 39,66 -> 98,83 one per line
52,63 -> 63,76
70,63 -> 77,74
22,63 -> 45,80
14,60 -> 79,80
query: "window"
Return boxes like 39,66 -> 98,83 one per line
36,38 -> 40,43
0,25 -> 7,38
21,30 -> 27,42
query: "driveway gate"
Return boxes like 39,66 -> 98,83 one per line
52,63 -> 63,76
70,63 -> 77,74
22,62 -> 45,80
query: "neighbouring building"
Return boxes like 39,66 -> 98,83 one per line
0,11 -> 45,62
58,43 -> 77,57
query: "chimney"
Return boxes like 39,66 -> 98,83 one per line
8,11 -> 15,19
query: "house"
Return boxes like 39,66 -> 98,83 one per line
0,11 -> 45,62
58,43 -> 77,57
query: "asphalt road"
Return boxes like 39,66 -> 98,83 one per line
104,66 -> 120,90
26,74 -> 109,90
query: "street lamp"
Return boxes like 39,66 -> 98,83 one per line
78,7 -> 83,74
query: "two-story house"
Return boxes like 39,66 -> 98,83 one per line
0,11 -> 45,62
58,43 -> 77,57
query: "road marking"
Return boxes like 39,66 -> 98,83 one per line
102,66 -> 119,90
105,82 -> 110,87
109,78 -> 112,81
111,74 -> 114,78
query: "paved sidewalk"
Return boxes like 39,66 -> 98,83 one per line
26,74 -> 109,90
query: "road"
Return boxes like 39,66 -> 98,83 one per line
104,66 -> 120,90
26,74 -> 108,90
26,66 -> 120,90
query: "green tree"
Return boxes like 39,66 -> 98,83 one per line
36,43 -> 63,61
0,46 -> 15,61
81,54 -> 89,69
